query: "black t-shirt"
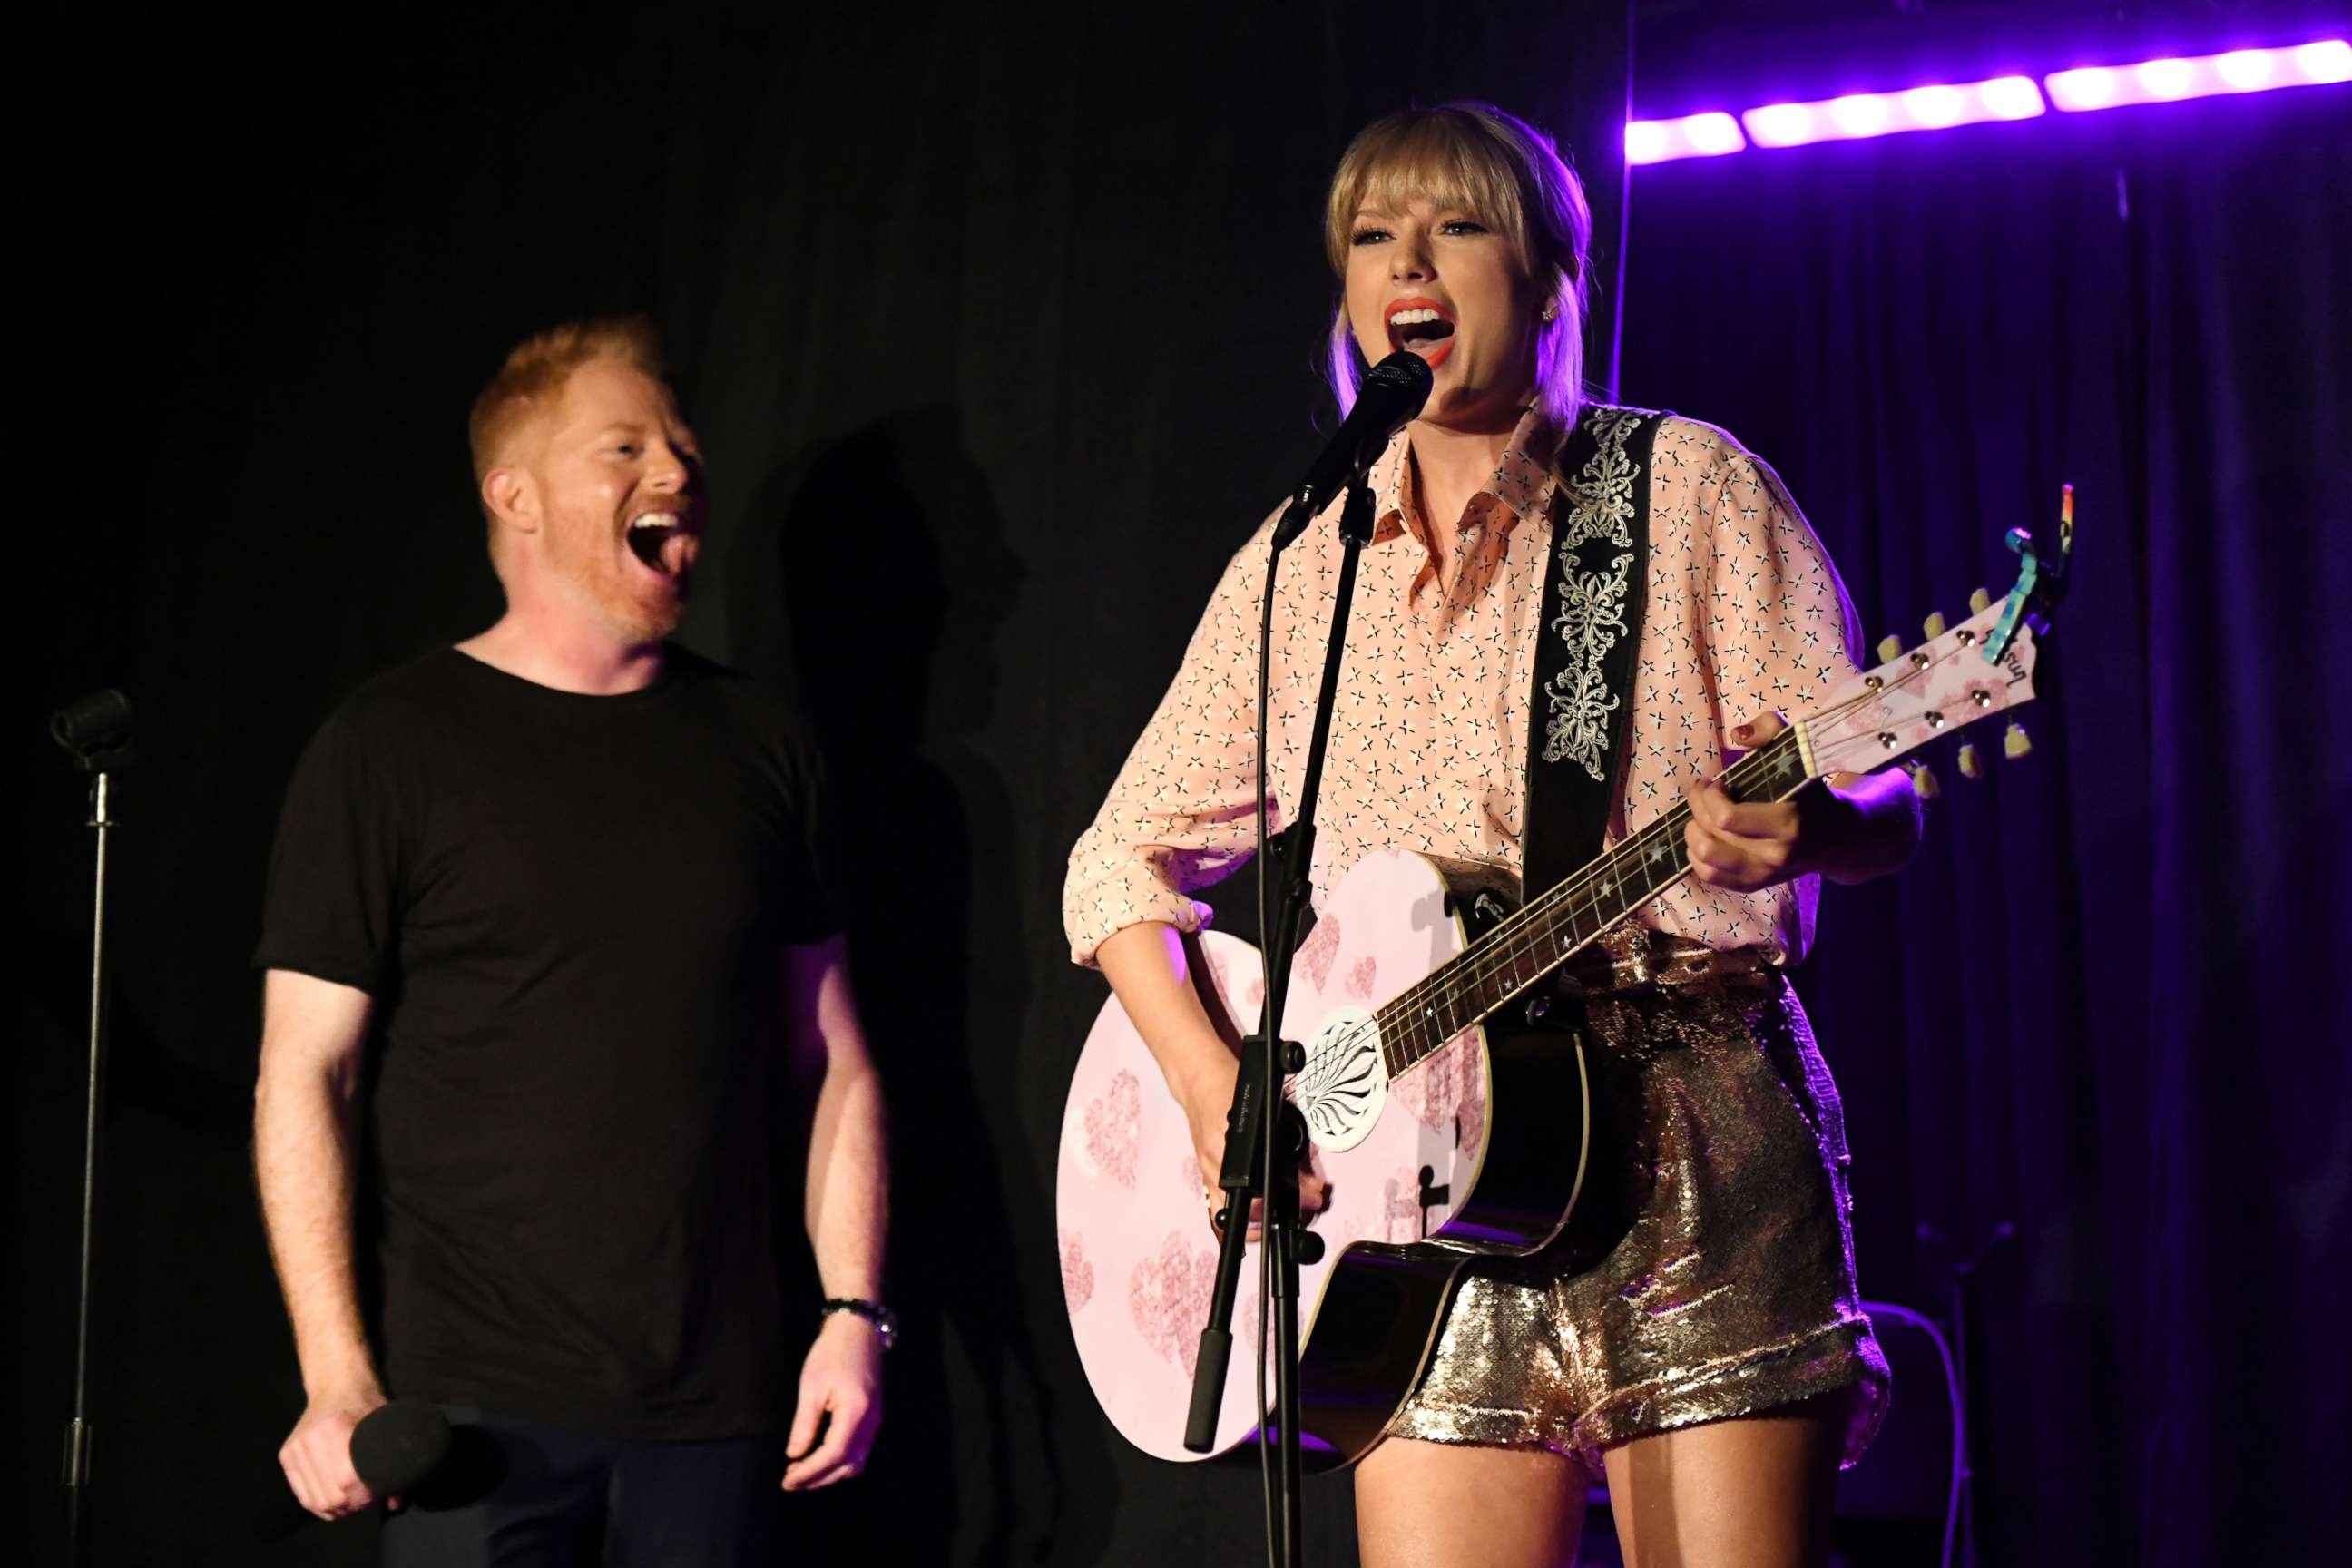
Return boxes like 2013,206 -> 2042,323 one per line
254,646 -> 838,1438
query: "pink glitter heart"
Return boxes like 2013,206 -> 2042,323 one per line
1389,1032 -> 1487,1159
1387,1035 -> 1459,1128
1129,1230 -> 1218,1374
1083,1070 -> 1142,1188
1060,1228 -> 1095,1313
1343,955 -> 1378,1001
1298,914 -> 1343,990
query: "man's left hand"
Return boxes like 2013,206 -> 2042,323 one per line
780,1310 -> 884,1491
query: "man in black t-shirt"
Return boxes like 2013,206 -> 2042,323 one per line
254,318 -> 891,1563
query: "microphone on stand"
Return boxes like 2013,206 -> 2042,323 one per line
50,688 -> 135,772
1270,350 -> 1435,549
251,1398 -> 455,1541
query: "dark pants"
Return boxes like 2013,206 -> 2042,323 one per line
380,1407 -> 783,1568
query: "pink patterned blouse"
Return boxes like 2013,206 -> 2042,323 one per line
1063,407 -> 1863,970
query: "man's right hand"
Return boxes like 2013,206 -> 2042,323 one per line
279,1387 -> 387,1520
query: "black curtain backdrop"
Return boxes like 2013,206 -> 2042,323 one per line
18,6 -> 1632,1565
1618,84 -> 2349,1566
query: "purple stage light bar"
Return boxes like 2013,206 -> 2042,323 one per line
1624,111 -> 1746,164
1627,36 -> 2347,164
2047,40 -> 2350,111
1741,75 -> 2045,149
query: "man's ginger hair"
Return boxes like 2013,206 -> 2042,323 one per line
468,317 -> 668,537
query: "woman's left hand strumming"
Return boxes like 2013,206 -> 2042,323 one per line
1684,711 -> 1924,890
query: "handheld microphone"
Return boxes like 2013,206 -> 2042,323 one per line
252,1398 -> 454,1541
1271,351 -> 1434,549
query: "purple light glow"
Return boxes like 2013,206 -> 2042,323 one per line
1740,76 -> 2046,148
1624,111 -> 1746,164
2216,50 -> 2276,90
1631,37 -> 2345,168
2300,39 -> 2352,82
2045,42 -> 2351,111
1978,76 -> 2048,119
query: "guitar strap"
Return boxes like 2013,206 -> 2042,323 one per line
1520,405 -> 1666,905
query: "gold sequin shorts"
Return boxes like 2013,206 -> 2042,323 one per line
1385,933 -> 1889,1470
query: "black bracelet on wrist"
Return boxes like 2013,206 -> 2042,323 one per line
821,1297 -> 898,1350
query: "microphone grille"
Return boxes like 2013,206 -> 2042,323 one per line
350,1399 -> 455,1494
1364,350 -> 1435,399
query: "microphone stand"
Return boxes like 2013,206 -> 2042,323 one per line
1184,480 -> 1375,1568
50,691 -> 133,1568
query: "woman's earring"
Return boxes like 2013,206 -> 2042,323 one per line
1539,299 -> 1559,323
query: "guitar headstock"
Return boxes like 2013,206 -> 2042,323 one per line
1801,601 -> 2040,779
1795,491 -> 2073,788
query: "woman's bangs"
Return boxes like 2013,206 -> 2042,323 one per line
1343,118 -> 1527,248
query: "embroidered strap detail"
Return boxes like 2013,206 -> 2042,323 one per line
1523,406 -> 1665,902
1541,407 -> 1647,775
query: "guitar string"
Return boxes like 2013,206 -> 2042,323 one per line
1392,636 -> 1977,1031
1289,640 -> 1981,1086
1377,642 -> 1977,1063
1349,637 -> 1983,1076
1352,745 -> 1781,1075
1292,737 -> 1788,1085
1381,727 -> 1802,1061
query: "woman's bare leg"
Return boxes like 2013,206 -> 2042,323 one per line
1355,1434 -> 1591,1568
1600,1392 -> 1845,1568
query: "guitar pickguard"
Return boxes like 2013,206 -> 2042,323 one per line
1292,1005 -> 1387,1152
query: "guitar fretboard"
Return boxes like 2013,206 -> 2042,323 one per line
1368,725 -> 1816,1079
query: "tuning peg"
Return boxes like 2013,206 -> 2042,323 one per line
1906,760 -> 1941,799
1877,633 -> 1903,663
1956,743 -> 1982,779
1968,587 -> 1992,614
1923,611 -> 1947,639
2004,722 -> 2032,760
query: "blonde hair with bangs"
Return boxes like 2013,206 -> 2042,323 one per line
1322,103 -> 1592,430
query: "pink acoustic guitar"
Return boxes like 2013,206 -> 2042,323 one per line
1059,535 -> 2065,1468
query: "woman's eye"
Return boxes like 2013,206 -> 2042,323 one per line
612,445 -> 639,457
1350,228 -> 1390,246
1441,220 -> 1489,236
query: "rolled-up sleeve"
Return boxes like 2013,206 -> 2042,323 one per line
1636,419 -> 1867,965
1063,521 -> 1279,966
1700,428 -> 1863,962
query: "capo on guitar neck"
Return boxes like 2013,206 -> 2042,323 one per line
1986,484 -> 2074,662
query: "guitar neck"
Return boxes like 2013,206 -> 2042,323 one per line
1373,725 -> 1817,1080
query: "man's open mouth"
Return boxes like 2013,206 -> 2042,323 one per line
626,511 -> 695,576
